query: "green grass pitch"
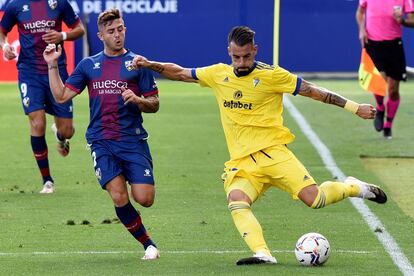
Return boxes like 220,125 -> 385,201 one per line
0,80 -> 413,275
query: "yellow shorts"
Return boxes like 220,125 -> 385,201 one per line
222,144 -> 315,203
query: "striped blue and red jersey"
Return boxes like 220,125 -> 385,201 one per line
65,50 -> 159,143
0,0 -> 80,74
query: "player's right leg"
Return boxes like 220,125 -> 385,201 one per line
223,159 -> 277,265
227,186 -> 277,265
28,110 -> 55,193
18,71 -> 55,193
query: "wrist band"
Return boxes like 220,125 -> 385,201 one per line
61,32 -> 67,41
344,100 -> 359,114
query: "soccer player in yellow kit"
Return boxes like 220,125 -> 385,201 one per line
133,26 -> 387,265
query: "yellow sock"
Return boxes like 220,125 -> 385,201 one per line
228,201 -> 271,256
311,181 -> 361,208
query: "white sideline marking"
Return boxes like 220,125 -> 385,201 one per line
284,96 -> 414,276
0,249 -> 373,257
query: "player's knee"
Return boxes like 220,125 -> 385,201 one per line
298,185 -> 321,208
132,194 -> 154,208
58,125 -> 75,139
30,119 -> 46,134
138,198 -> 154,208
227,189 -> 252,204
111,191 -> 129,207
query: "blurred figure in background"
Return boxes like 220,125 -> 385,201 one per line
356,0 -> 414,139
0,0 -> 84,193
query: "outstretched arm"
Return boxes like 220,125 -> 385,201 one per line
43,44 -> 77,103
133,55 -> 197,83
297,79 -> 376,119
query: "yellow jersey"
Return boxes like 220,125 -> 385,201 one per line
193,61 -> 301,160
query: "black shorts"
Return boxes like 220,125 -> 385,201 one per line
365,38 -> 407,81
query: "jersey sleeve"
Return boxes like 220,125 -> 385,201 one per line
0,2 -> 17,34
65,59 -> 89,94
271,66 -> 301,95
192,64 -> 221,88
61,0 -> 80,28
138,68 -> 158,97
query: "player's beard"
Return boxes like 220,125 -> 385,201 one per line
235,67 -> 251,76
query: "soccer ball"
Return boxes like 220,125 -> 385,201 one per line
295,232 -> 330,266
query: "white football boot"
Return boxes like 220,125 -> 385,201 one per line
39,180 -> 55,194
345,176 -> 387,204
142,245 -> 160,260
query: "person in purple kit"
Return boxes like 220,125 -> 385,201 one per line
43,8 -> 160,260
356,0 -> 414,139
0,0 -> 85,193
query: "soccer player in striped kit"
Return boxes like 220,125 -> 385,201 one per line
43,8 -> 160,260
0,0 -> 85,193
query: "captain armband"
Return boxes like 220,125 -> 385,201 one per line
344,100 -> 359,114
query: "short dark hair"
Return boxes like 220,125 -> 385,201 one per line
97,8 -> 122,28
228,26 -> 255,46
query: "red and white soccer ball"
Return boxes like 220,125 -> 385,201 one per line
295,232 -> 330,266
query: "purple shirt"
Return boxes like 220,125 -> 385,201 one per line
360,0 -> 414,41
0,0 -> 80,74
65,50 -> 158,143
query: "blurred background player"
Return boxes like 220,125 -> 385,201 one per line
43,8 -> 160,260
356,0 -> 414,139
0,0 -> 85,193
132,26 -> 387,265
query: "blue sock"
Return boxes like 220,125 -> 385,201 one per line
115,201 -> 156,249
31,136 -> 53,184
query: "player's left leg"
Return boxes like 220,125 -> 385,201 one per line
52,117 -> 74,157
262,145 -> 387,208
106,176 -> 159,260
299,177 -> 387,209
131,184 -> 155,207
383,77 -> 400,139
47,68 -> 74,156
121,139 -> 159,260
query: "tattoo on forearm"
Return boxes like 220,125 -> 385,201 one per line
299,81 -> 346,107
139,96 -> 159,113
149,64 -> 164,73
322,92 -> 346,107
48,65 -> 58,70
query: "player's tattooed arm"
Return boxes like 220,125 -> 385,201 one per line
133,55 -> 197,83
121,88 -> 159,113
298,79 -> 346,108
298,79 -> 376,119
